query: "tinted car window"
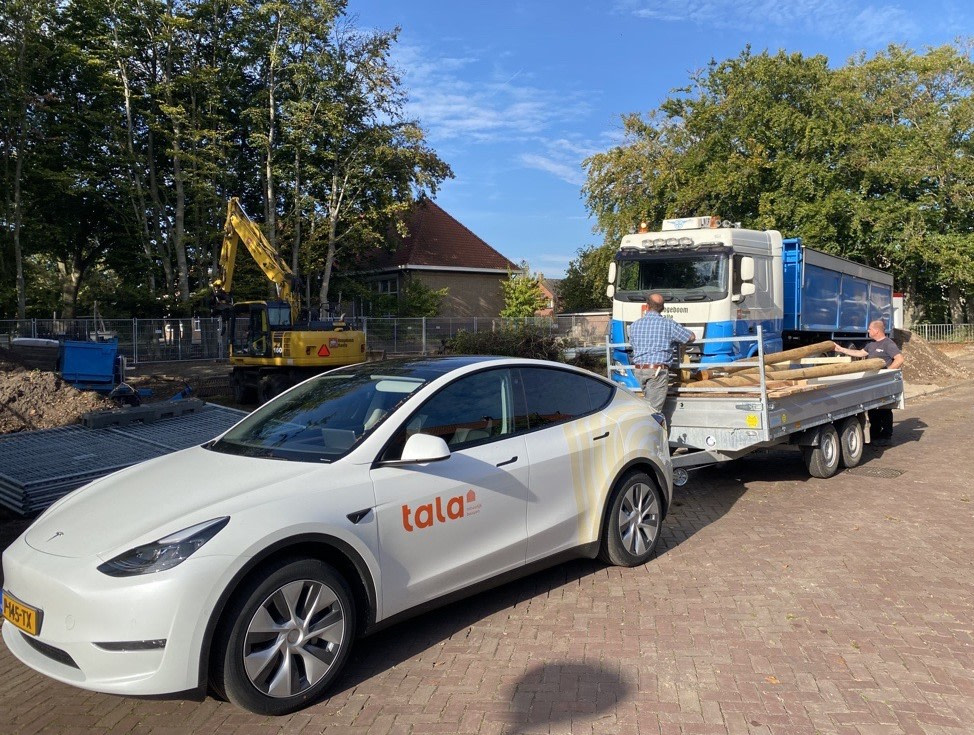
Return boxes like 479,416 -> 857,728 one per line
383,368 -> 514,459
517,368 -> 613,430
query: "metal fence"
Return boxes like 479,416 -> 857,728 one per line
0,317 -> 226,364
0,312 -> 612,364
910,324 -> 974,343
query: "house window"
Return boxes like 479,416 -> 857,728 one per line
373,277 -> 398,296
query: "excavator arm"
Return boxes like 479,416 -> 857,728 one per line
212,197 -> 300,320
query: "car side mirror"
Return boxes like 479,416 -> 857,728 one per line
399,433 -> 451,464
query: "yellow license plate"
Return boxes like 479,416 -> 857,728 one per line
2,590 -> 42,636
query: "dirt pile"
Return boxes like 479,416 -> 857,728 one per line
896,330 -> 972,384
0,349 -> 113,434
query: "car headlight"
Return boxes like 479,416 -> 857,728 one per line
97,517 -> 230,577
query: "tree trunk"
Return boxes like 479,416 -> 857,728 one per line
172,130 -> 190,304
11,21 -> 29,319
116,56 -> 156,295
291,147 -> 301,275
12,136 -> 26,319
164,2 -> 190,306
264,21 -> 278,252
319,215 -> 338,311
948,284 -> 964,325
146,127 -> 175,296
57,259 -> 83,319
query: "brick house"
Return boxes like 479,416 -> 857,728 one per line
354,199 -> 520,318
535,277 -> 562,317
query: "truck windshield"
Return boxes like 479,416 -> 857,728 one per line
616,254 -> 728,301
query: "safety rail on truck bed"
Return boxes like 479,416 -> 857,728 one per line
606,324 -> 773,418
605,326 -> 905,481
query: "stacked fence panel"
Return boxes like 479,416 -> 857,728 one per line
0,404 -> 246,516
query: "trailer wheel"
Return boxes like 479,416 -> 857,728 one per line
838,417 -> 864,468
801,423 -> 841,478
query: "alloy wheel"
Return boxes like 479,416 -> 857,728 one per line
618,481 -> 660,556
242,579 -> 346,698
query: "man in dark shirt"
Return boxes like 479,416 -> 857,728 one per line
834,320 -> 904,446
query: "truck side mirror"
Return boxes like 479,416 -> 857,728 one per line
606,284 -> 615,298
739,256 -> 755,282
607,262 -> 617,283
740,282 -> 756,296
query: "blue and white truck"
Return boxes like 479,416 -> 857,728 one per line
606,216 -> 893,390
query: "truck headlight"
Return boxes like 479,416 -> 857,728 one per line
97,517 -> 230,577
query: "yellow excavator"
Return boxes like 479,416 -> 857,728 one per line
211,197 -> 365,403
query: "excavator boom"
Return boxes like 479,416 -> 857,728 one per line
210,197 -> 366,404
213,198 -> 299,320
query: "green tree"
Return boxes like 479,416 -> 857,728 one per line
397,280 -> 448,317
500,270 -> 547,318
559,243 -> 615,312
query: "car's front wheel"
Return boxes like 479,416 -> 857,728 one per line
212,558 -> 356,715
599,470 -> 663,567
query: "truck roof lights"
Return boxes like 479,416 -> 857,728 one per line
661,216 -> 720,231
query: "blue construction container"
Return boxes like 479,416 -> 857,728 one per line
782,238 -> 893,341
59,339 -> 120,392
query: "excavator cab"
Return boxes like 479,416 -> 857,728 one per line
227,300 -> 292,358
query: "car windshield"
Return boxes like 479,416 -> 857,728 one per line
209,370 -> 426,462
616,254 -> 728,301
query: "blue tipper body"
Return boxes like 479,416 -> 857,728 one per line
781,238 -> 893,337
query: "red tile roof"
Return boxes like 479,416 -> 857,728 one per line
366,199 -> 518,272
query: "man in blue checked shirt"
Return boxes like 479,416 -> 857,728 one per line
629,293 -> 695,411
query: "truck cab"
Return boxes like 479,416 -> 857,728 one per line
606,216 -> 893,390
608,216 -> 784,388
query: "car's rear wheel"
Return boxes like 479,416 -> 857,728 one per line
212,559 -> 356,715
599,470 -> 663,567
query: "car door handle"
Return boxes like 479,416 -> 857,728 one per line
593,431 -> 610,441
496,456 -> 518,467
346,508 -> 372,524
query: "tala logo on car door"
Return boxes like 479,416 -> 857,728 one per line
401,489 -> 481,532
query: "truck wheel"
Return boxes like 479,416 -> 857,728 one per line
802,423 -> 841,478
839,417 -> 864,468
211,559 -> 356,716
598,471 -> 663,567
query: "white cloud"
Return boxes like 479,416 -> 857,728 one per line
520,153 -> 587,186
392,43 -> 588,143
616,0 -> 919,43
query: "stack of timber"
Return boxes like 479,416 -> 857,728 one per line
675,342 -> 889,398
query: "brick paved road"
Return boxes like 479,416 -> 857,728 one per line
2,383 -> 973,734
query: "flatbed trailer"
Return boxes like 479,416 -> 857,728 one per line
607,327 -> 904,484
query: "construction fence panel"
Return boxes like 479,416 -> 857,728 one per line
911,323 -> 974,343
2,313 -> 613,360
131,318 -> 225,363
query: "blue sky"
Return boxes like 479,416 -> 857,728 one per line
353,1 -> 971,278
